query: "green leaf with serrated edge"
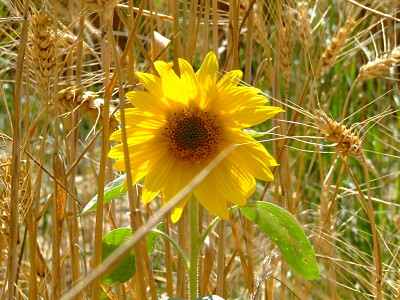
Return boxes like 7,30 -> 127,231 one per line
79,175 -> 127,216
240,201 -> 320,280
161,296 -> 225,300
101,228 -> 136,285
146,222 -> 166,253
242,128 -> 271,138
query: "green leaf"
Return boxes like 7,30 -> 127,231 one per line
243,128 -> 271,138
101,228 -> 136,285
79,175 -> 127,216
240,201 -> 320,280
146,222 -> 166,253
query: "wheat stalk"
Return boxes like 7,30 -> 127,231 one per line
317,18 -> 356,77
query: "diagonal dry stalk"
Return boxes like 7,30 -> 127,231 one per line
5,0 -> 30,298
86,1 -> 115,297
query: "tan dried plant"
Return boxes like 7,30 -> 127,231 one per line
0,157 -> 30,243
314,109 -> 364,161
296,1 -> 311,51
317,18 -> 356,77
358,46 -> 400,80
28,9 -> 57,99
58,86 -> 119,132
277,6 -> 295,84
85,0 -> 120,13
57,29 -> 98,59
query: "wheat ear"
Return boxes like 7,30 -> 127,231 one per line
358,46 -> 400,80
58,87 -> 119,132
296,1 -> 311,51
317,18 -> 356,77
277,8 -> 294,84
314,109 -> 364,161
29,9 -> 56,99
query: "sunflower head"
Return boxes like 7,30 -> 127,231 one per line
109,52 -> 284,222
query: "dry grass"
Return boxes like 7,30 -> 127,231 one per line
0,0 -> 400,299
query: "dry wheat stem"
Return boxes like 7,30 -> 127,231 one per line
312,107 -> 384,297
108,15 -> 158,298
6,0 -> 29,297
342,160 -> 383,299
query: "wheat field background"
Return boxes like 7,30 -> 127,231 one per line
0,0 -> 400,299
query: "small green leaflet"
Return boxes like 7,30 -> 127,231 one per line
79,175 -> 127,216
101,223 -> 165,285
242,128 -> 271,138
101,228 -> 136,285
146,222 -> 166,253
240,201 -> 320,280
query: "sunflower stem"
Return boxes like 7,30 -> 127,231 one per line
189,196 -> 200,299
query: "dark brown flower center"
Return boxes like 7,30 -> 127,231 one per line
163,109 -> 222,164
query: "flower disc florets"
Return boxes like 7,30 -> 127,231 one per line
163,109 -> 221,164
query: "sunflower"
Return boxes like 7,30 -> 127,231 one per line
109,52 -> 284,222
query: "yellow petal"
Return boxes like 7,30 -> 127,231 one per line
162,162 -> 197,222
170,195 -> 191,223
178,58 -> 199,102
207,160 -> 254,204
196,52 -> 218,95
193,158 -> 255,218
154,60 -> 167,76
217,70 -> 243,90
221,106 -> 285,128
110,140 -> 168,168
162,64 -> 187,106
123,109 -> 166,129
194,178 -> 230,220
142,155 -> 177,204
110,129 -> 156,144
223,133 -> 276,181
211,86 -> 264,113
126,90 -> 168,115
136,72 -> 163,97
